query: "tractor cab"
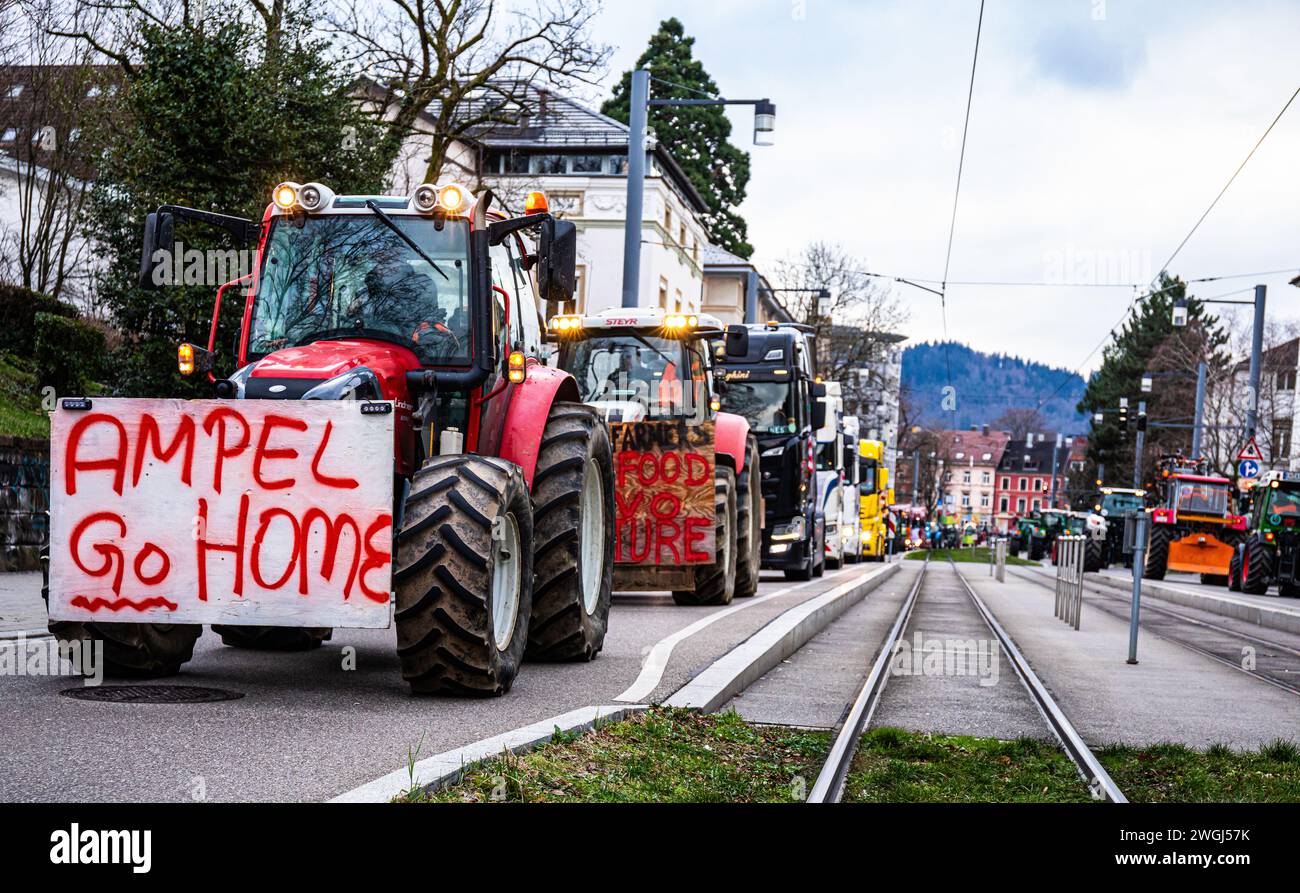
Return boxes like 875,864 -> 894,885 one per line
1146,456 -> 1246,583
548,308 -> 724,424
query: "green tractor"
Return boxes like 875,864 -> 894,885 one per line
1008,512 -> 1043,558
1228,471 -> 1300,597
1086,486 -> 1146,569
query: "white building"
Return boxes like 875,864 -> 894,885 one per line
408,85 -> 715,316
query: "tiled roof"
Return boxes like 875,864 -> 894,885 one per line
942,429 -> 1011,466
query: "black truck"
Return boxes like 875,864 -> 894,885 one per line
716,322 -> 827,581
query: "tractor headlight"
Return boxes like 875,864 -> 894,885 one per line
302,367 -> 383,401
413,184 -> 438,213
761,445 -> 785,458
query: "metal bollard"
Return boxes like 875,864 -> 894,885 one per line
996,538 -> 1006,583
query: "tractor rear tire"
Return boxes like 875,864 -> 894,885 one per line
212,625 -> 332,651
394,455 -> 533,696
42,547 -> 201,677
1228,550 -> 1243,591
526,403 -> 614,662
734,436 -> 762,598
1240,536 -> 1273,595
1144,526 -> 1172,581
1084,540 -> 1105,573
1029,537 -> 1046,561
673,467 -> 738,606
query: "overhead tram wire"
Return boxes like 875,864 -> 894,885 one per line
937,0 -> 986,423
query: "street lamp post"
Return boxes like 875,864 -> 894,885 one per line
620,69 -> 775,309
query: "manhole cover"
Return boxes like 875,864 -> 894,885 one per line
61,685 -> 244,704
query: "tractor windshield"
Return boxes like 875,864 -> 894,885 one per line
1101,492 -> 1144,515
1267,487 -> 1300,517
1174,480 -> 1230,516
567,334 -> 696,420
249,215 -> 471,364
722,381 -> 796,435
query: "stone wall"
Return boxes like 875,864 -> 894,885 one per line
0,436 -> 49,571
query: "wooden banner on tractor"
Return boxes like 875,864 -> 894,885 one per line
611,420 -> 715,566
48,398 -> 395,629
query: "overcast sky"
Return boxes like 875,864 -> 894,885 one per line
581,0 -> 1300,375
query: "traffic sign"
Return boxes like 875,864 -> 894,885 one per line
1238,458 -> 1261,479
1238,437 -> 1264,462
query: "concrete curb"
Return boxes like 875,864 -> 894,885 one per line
1028,566 -> 1300,636
665,559 -> 903,712
329,704 -> 648,803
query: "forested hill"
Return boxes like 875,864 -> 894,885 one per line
900,341 -> 1088,433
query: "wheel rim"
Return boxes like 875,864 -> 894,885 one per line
579,458 -> 605,615
492,512 -> 522,652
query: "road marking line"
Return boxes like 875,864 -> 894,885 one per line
613,568 -> 852,703
665,561 -> 902,712
329,704 -> 648,803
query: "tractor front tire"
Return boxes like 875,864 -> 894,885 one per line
1144,526 -> 1172,581
1228,549 -> 1243,591
673,467 -> 738,606
394,455 -> 533,696
42,547 -> 201,677
1084,540 -> 1105,573
212,625 -> 332,651
734,436 -> 762,598
1240,536 -> 1273,595
1029,537 -> 1046,561
526,403 -> 614,662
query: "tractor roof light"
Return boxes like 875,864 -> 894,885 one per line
298,182 -> 334,212
524,191 -> 549,215
663,313 -> 695,331
273,181 -> 301,210
549,314 -> 583,336
438,184 -> 469,214
178,342 -> 195,376
412,184 -> 439,213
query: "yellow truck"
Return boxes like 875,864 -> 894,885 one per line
858,440 -> 891,561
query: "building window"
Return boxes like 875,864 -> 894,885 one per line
981,472 -> 991,485
531,154 -> 566,175
1018,477 -> 1027,491
1275,418 -> 1293,458
1279,370 -> 1297,391
0,128 -> 16,142
980,495 -> 990,508
962,471 -> 971,484
658,277 -> 669,310
1000,497 -> 1009,512
679,222 -> 686,245
1017,497 -> 1026,512
1001,477 -> 1009,489
606,155 -> 627,175
674,288 -> 683,312
1032,499 -> 1040,510
664,205 -> 672,232
6,84 -> 23,98
962,494 -> 971,507
1034,479 -> 1044,491
570,155 -> 603,174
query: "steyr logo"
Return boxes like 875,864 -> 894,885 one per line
49,824 -> 151,874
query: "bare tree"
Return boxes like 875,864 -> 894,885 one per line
0,0 -> 113,306
332,0 -> 610,184
771,241 -> 908,385
992,407 -> 1045,441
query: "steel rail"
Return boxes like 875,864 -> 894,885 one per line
806,557 -> 928,803
948,559 -> 1127,803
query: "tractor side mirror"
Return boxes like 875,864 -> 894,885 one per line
810,380 -> 828,429
537,217 -> 577,307
724,324 -> 749,358
138,211 -> 175,289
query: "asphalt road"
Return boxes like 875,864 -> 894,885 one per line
0,564 -> 877,802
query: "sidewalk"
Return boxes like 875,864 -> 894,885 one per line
0,572 -> 46,636
966,567 -> 1300,749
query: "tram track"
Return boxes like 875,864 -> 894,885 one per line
807,556 -> 1126,803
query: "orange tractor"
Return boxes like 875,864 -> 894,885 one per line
45,181 -> 614,696
1144,456 -> 1246,584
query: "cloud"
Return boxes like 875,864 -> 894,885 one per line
1033,22 -> 1148,91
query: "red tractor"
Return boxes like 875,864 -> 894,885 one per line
46,181 -> 614,696
550,309 -> 760,605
